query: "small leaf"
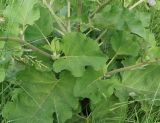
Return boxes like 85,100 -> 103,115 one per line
51,38 -> 60,53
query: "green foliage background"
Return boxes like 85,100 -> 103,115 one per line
1,0 -> 160,123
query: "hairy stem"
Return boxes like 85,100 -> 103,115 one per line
0,37 -> 52,58
105,58 -> 160,77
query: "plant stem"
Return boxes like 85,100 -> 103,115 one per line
106,53 -> 117,69
35,24 -> 51,48
96,29 -> 107,42
67,0 -> 71,32
105,58 -> 160,77
77,0 -> 82,32
54,28 -> 65,36
89,0 -> 112,18
0,37 -> 52,58
129,0 -> 145,10
86,117 -> 90,123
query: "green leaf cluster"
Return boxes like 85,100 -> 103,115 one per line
1,0 -> 160,123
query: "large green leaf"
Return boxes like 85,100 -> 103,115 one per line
2,67 -> 78,123
74,68 -> 118,103
25,6 -> 54,41
4,0 -> 40,26
110,31 -> 140,56
93,5 -> 147,39
116,65 -> 160,105
53,32 -> 107,77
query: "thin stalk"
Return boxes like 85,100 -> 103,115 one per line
67,0 -> 71,32
0,37 -> 52,58
1,81 -> 4,109
129,0 -> 145,10
35,24 -> 51,47
87,58 -> 160,89
105,58 -> 160,77
106,53 -> 117,69
85,28 -> 93,36
96,29 -> 107,42
77,0 -> 82,32
86,117 -> 90,123
54,28 -> 65,36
